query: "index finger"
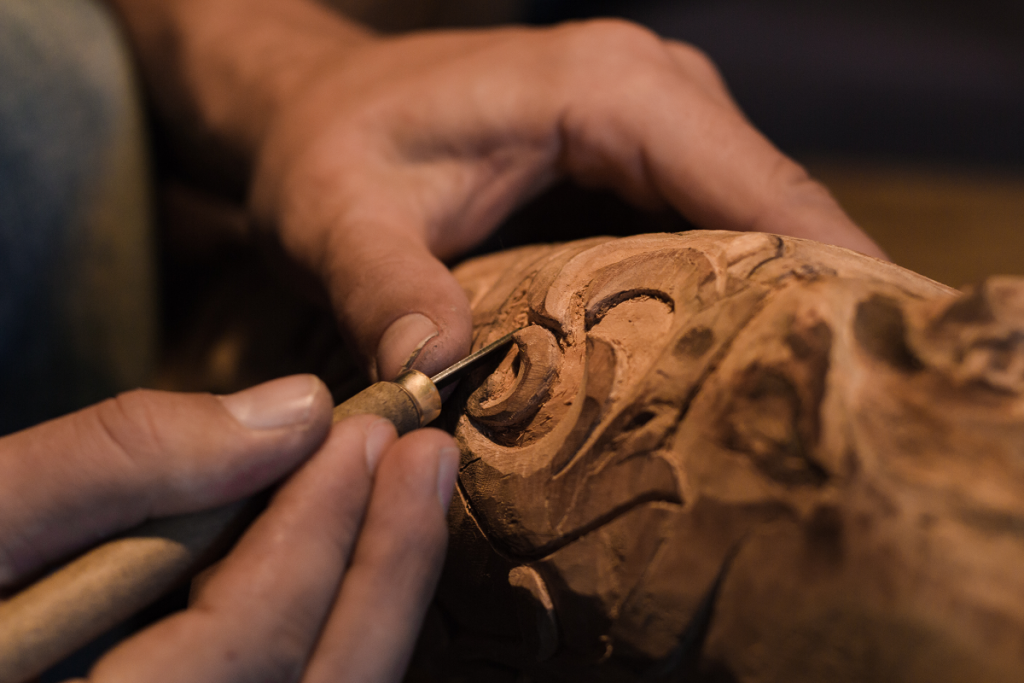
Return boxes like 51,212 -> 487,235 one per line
0,376 -> 332,587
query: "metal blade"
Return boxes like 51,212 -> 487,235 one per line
430,329 -> 520,390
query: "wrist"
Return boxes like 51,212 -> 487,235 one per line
195,0 -> 377,155
106,0 -> 376,176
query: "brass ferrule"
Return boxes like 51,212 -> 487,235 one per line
394,370 -> 443,426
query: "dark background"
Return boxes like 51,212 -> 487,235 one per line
528,0 -> 1024,169
327,0 -> 1024,284
523,0 -> 1024,287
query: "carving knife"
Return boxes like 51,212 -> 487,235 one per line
0,331 -> 518,683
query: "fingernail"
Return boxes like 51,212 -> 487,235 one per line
436,446 -> 460,511
365,419 -> 395,474
219,375 -> 319,430
377,313 -> 439,380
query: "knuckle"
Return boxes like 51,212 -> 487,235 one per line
666,41 -> 730,96
91,389 -> 235,504
92,390 -> 166,474
672,42 -> 719,74
68,390 -> 173,517
567,18 -> 662,57
551,19 -> 676,106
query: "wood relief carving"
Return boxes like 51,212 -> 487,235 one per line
425,231 -> 1024,682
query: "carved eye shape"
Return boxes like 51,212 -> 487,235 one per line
466,325 -> 560,431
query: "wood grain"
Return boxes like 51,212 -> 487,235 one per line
423,230 -> 1024,682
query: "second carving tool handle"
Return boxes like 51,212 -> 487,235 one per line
0,371 -> 442,683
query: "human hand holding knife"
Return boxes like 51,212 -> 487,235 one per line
0,332 -> 517,683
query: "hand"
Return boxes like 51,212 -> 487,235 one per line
105,0 -> 884,381
0,375 -> 460,682
249,19 -> 885,380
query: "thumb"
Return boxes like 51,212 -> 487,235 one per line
0,375 -> 333,587
324,221 -> 473,382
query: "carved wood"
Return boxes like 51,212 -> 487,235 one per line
422,230 -> 1024,683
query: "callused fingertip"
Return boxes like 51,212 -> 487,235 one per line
365,418 -> 396,475
376,313 -> 439,381
219,374 -> 322,430
436,446 -> 460,512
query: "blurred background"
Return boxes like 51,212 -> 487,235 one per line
327,0 -> 1024,288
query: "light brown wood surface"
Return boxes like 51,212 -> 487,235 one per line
419,231 -> 1024,683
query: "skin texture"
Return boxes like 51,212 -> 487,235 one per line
104,0 -> 883,383
0,376 -> 460,682
433,232 -> 1024,682
6,1 -> 888,678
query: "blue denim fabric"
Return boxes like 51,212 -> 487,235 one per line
0,0 -> 156,435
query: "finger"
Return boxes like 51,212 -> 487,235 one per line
556,21 -> 887,259
84,417 -> 395,683
302,428 -> 459,683
663,40 -> 740,111
86,416 -> 400,683
84,420 -> 453,683
0,375 -> 332,587
321,218 -> 473,382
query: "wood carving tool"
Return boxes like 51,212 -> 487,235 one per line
0,331 -> 518,683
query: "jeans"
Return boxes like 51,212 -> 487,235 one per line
0,0 -> 156,435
